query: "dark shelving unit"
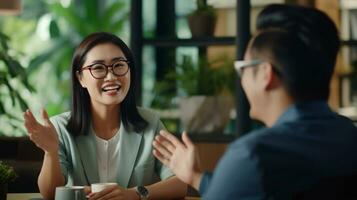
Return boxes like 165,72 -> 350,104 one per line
341,40 -> 357,46
130,0 -> 251,141
143,37 -> 236,47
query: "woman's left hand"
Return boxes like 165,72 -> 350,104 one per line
88,185 -> 139,200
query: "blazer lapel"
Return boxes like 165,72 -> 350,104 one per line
117,125 -> 142,188
76,131 -> 100,184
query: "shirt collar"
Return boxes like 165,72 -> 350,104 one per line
274,101 -> 331,126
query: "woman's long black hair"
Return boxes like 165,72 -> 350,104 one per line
66,32 -> 148,136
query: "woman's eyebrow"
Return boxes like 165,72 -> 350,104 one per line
111,57 -> 127,61
89,57 -> 127,64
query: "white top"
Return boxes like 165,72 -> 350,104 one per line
94,129 -> 121,183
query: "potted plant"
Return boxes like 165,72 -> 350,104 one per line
155,55 -> 236,133
0,32 -> 34,136
187,0 -> 217,37
0,161 -> 17,199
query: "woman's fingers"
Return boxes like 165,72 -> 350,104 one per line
40,108 -> 52,125
24,111 -> 37,133
24,110 -> 40,129
89,186 -> 121,200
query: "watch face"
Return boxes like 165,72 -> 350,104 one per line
137,186 -> 149,196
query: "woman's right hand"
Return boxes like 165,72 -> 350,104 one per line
23,109 -> 59,154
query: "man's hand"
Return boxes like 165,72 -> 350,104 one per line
153,130 -> 202,189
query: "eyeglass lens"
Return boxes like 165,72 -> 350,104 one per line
90,61 -> 128,78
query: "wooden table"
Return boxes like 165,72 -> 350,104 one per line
7,193 -> 200,200
7,193 -> 42,200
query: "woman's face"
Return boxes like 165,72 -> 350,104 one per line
77,43 -> 130,109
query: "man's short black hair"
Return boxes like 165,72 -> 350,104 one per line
250,4 -> 340,101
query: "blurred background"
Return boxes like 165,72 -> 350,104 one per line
0,0 -> 356,138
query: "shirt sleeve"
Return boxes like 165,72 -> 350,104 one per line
202,142 -> 265,200
199,172 -> 213,195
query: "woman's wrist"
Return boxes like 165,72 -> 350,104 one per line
128,188 -> 140,200
44,150 -> 59,158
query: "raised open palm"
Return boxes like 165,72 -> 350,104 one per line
153,131 -> 202,187
23,109 -> 59,154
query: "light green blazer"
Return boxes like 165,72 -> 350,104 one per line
50,108 -> 173,188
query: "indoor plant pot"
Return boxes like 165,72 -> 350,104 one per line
187,0 -> 217,37
180,95 -> 233,133
0,161 -> 17,199
0,183 -> 7,200
188,13 -> 216,37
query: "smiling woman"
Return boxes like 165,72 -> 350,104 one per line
23,32 -> 187,200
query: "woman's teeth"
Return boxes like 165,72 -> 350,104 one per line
102,86 -> 120,92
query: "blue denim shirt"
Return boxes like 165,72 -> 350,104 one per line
199,101 -> 357,200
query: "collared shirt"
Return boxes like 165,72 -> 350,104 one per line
94,129 -> 121,183
199,101 -> 357,200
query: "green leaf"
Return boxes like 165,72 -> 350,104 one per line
4,111 -> 23,122
3,77 -> 16,106
3,57 -> 35,92
101,1 -> 125,27
14,91 -> 28,111
83,0 -> 99,22
49,3 -> 89,36
0,101 -> 5,115
110,17 -> 128,33
0,32 -> 9,51
27,38 -> 69,73
49,19 -> 61,38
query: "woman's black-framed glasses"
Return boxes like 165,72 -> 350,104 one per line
79,59 -> 130,79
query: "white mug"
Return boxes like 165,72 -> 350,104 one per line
55,186 -> 86,200
91,182 -> 118,193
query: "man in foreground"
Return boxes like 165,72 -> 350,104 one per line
153,4 -> 357,199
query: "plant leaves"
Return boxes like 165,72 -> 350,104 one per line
14,91 -> 28,111
49,19 -> 61,38
27,38 -> 69,73
3,77 -> 16,106
49,3 -> 89,36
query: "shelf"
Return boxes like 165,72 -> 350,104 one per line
339,106 -> 357,122
341,40 -> 357,46
175,133 -> 237,143
143,37 -> 236,47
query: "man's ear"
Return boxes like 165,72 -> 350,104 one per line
76,71 -> 86,88
263,63 -> 280,90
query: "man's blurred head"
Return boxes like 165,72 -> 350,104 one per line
240,4 -> 339,123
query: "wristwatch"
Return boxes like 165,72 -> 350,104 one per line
135,186 -> 149,200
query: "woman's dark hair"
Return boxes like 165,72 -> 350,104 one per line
67,32 -> 148,136
252,4 -> 340,102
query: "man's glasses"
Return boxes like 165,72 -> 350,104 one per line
234,59 -> 263,77
78,59 -> 130,79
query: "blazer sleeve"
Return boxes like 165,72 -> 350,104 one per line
50,114 -> 72,184
154,120 -> 175,180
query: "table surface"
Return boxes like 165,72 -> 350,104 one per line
7,193 -> 200,200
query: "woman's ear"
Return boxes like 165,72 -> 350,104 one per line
76,71 -> 86,88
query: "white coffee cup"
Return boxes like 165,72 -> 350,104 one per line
55,186 -> 86,200
91,182 -> 118,193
